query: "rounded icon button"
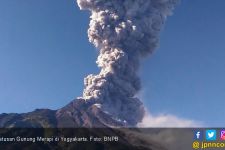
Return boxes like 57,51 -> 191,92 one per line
192,141 -> 200,149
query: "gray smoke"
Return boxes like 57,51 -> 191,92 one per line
77,0 -> 178,126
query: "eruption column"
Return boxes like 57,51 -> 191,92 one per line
77,0 -> 178,126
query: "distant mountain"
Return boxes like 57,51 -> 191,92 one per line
0,108 -> 56,128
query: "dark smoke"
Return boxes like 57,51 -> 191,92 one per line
77,0 -> 178,126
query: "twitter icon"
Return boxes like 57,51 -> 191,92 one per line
206,130 -> 217,141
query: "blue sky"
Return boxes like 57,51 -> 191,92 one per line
0,0 -> 224,127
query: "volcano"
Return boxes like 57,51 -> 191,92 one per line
0,98 -> 131,128
0,99 -> 168,150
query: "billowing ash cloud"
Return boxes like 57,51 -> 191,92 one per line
77,0 -> 178,126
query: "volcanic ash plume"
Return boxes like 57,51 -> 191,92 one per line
77,0 -> 178,126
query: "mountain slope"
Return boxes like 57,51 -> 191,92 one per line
0,98 -> 167,150
0,98 -> 125,128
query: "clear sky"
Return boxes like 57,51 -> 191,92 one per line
0,0 -> 224,127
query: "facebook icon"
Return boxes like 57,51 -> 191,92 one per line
194,131 -> 203,140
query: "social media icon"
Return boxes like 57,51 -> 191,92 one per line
194,131 -> 202,140
206,130 -> 217,141
220,130 -> 225,140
